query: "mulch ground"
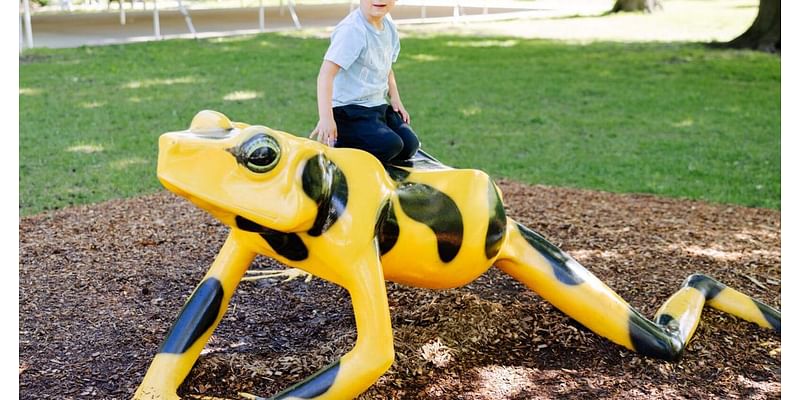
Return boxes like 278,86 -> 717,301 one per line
19,180 -> 781,399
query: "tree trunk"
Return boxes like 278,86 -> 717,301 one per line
611,0 -> 662,13
726,0 -> 780,52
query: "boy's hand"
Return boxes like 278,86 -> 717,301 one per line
310,118 -> 337,147
391,99 -> 411,124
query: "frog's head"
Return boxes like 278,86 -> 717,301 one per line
157,110 -> 326,233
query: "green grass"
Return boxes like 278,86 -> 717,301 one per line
19,34 -> 780,216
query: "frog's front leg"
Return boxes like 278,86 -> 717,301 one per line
264,243 -> 394,400
496,221 -> 780,360
134,233 -> 256,400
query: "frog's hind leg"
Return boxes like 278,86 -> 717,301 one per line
494,221 -> 780,361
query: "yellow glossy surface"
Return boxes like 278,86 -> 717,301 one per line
496,224 -> 635,351
708,287 -> 772,328
158,110 -> 501,290
381,168 -> 501,288
654,287 -> 705,342
135,110 -> 779,400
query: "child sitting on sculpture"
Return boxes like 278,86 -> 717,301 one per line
311,0 -> 420,163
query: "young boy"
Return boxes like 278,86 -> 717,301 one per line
311,0 -> 420,164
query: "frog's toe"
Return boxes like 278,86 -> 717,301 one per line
242,268 -> 313,283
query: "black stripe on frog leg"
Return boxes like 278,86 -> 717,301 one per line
397,182 -> 463,263
515,223 -> 584,285
235,216 -> 309,261
375,198 -> 399,255
159,278 -> 223,354
302,154 -> 348,237
273,361 -> 341,399
755,301 -> 781,332
629,310 -> 683,361
682,274 -> 724,300
485,182 -> 507,259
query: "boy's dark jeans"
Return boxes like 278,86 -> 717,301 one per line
333,104 -> 420,163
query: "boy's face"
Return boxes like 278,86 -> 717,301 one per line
361,0 -> 396,20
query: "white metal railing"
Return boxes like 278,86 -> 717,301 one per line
21,0 -> 33,52
19,0 -> 540,51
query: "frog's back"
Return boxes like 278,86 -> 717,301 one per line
378,151 -> 507,289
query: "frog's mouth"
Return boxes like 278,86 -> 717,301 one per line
158,174 -> 238,225
159,170 -> 313,233
157,131 -> 317,233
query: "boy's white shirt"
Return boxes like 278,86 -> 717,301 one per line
324,9 -> 400,108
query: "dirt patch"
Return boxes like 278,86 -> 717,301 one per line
19,180 -> 780,399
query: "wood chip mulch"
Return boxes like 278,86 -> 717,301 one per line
19,180 -> 781,400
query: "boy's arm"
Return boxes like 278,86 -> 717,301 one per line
388,68 -> 410,124
312,60 -> 341,146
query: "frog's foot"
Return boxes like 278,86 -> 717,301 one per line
496,220 -> 780,361
242,268 -> 313,283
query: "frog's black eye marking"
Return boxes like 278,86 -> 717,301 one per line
231,133 -> 281,173
397,182 -> 463,263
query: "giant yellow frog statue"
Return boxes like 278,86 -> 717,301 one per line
134,110 -> 780,400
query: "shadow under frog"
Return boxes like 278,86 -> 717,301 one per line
133,110 -> 780,400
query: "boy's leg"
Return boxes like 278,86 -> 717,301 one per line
334,105 -> 404,163
385,108 -> 420,161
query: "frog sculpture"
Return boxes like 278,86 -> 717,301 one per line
134,110 -> 780,400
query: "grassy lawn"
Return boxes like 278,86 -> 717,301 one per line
19,29 -> 779,215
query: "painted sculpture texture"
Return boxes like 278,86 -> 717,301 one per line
134,110 -> 781,400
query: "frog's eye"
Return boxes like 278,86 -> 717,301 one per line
240,134 -> 281,173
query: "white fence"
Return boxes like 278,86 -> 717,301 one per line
19,0 -> 548,51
